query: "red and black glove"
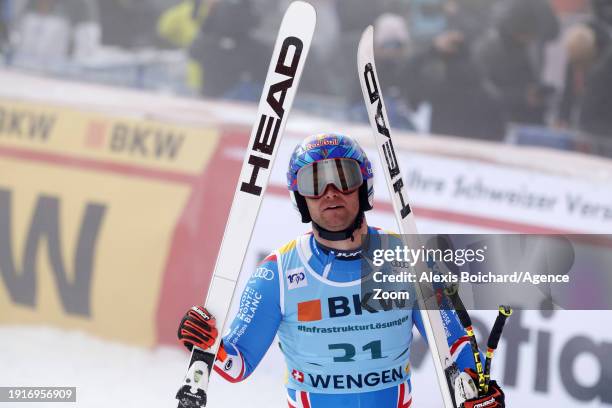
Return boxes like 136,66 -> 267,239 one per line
461,369 -> 505,408
177,306 -> 219,351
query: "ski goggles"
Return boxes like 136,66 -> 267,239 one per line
297,158 -> 363,198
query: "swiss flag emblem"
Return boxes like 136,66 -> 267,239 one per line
292,369 -> 304,383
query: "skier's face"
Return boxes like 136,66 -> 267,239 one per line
305,184 -> 360,231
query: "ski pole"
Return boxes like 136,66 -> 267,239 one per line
483,305 -> 513,393
444,284 -> 486,395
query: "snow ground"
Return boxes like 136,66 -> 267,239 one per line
3,313 -> 610,408
0,325 -> 285,408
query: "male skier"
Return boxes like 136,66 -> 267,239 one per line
178,133 -> 505,407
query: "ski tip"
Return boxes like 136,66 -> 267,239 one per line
360,25 -> 374,45
286,1 -> 317,22
357,25 -> 374,66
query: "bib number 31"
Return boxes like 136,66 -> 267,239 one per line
328,340 -> 386,362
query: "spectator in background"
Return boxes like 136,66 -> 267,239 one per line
335,0 -> 384,34
325,0 -> 385,99
382,0 -> 496,44
346,14 -> 416,130
157,0 -> 214,93
592,0 -> 612,31
520,0 -> 560,71
1,0 -> 11,52
473,0 -> 558,126
97,0 -> 173,49
13,0 -> 100,63
402,26 -> 504,139
307,0 -> 340,63
407,0 -> 448,42
444,0 -> 496,44
287,0 -> 341,96
558,23 -> 612,137
373,13 -> 412,96
157,0 -> 211,49
581,46 -> 612,138
189,0 -> 268,101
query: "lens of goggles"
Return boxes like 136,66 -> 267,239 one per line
297,158 -> 363,198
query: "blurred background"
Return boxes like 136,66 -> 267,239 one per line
2,0 -> 612,150
0,0 -> 611,407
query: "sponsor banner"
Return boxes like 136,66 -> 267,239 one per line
0,99 -> 215,173
0,98 -> 221,347
154,130 -> 249,345
394,153 -> 612,234
262,136 -> 612,234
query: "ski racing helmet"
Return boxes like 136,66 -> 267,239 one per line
287,133 -> 374,240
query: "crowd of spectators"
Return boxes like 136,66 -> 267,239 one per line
0,0 -> 611,150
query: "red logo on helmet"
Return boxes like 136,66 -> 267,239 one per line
305,138 -> 339,150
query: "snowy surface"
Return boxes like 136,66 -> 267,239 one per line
0,325 -> 285,408
2,312 -> 611,408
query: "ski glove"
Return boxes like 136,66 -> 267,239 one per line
178,306 -> 219,351
459,368 -> 505,408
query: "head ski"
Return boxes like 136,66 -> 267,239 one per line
357,25 -> 460,408
176,2 -> 316,407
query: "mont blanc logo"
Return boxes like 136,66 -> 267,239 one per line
286,267 -> 307,290
251,267 -> 275,281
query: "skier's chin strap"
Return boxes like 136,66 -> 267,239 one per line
312,211 -> 364,242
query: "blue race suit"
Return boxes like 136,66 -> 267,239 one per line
213,227 -> 475,407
